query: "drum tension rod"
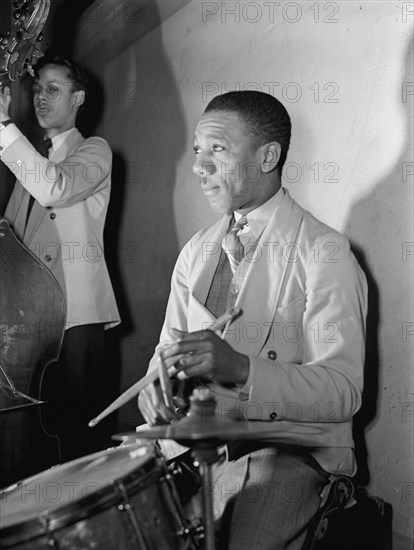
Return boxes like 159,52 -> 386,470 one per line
158,470 -> 174,483
115,480 -> 149,550
40,512 -> 59,549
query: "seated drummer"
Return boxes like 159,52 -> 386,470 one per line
138,90 -> 367,550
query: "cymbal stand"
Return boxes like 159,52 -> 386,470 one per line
190,442 -> 221,550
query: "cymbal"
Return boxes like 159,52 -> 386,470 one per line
113,418 -> 277,443
114,387 -> 278,444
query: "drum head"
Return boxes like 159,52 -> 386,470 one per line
0,444 -> 155,540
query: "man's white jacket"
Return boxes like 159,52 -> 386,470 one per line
2,126 -> 120,329
148,188 -> 368,475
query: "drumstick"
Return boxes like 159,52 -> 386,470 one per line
158,352 -> 175,411
88,307 -> 241,428
88,368 -> 167,427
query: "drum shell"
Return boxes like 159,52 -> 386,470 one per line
0,445 -> 195,550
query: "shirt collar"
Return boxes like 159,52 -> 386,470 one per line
234,187 -> 284,240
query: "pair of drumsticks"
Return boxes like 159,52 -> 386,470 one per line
88,307 -> 241,428
157,350 -> 175,412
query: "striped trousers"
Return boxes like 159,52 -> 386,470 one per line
212,446 -> 329,550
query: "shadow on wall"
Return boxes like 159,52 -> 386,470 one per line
45,0 -> 96,58
344,37 -> 413,487
45,3 -> 116,436
69,3 -> 188,431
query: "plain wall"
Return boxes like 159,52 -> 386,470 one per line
74,1 -> 413,547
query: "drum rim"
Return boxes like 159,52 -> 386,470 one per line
0,446 -> 163,546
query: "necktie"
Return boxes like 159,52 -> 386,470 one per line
35,137 -> 53,158
222,216 -> 248,274
26,137 -> 52,228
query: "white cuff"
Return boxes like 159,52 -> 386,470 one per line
0,124 -> 21,157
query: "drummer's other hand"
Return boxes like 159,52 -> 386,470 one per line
0,85 -> 11,119
138,382 -> 176,427
163,328 -> 250,386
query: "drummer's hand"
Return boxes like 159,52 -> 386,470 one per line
162,328 -> 250,386
138,381 -> 177,427
0,85 -> 11,120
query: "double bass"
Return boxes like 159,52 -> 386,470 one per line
0,1 -> 65,488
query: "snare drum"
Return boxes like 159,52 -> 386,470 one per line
0,444 -> 199,549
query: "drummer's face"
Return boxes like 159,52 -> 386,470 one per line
192,111 -> 265,215
32,64 -> 85,138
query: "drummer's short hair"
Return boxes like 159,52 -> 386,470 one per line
204,91 -> 291,174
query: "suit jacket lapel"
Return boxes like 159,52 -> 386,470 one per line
191,215 -> 232,308
223,190 -> 304,356
24,199 -> 47,244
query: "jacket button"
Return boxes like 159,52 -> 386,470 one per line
50,213 -> 56,220
44,255 -> 52,262
267,350 -> 277,360
270,412 -> 277,420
